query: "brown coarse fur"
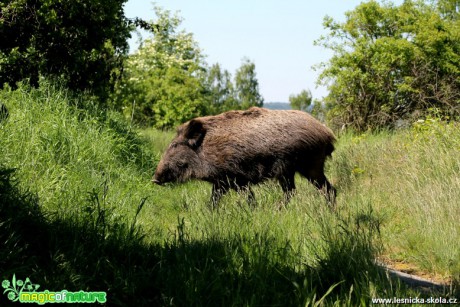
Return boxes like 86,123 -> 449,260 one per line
153,107 -> 336,208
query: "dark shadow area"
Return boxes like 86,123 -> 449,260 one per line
0,103 -> 8,123
2,166 -> 454,306
0,166 -> 160,305
0,166 -> 309,306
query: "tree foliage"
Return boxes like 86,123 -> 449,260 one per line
234,58 -> 264,109
114,8 -> 263,129
112,7 -> 208,128
1,1 -> 264,127
289,89 -> 312,112
315,0 -> 460,131
0,0 -> 134,100
205,60 -> 263,115
205,63 -> 238,114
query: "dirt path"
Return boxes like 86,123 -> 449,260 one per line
377,259 -> 454,293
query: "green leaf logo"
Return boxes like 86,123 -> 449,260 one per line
2,275 -> 40,302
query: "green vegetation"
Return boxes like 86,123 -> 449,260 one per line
112,7 -> 264,128
233,57 -> 264,110
0,3 -> 264,126
1,82 -> 458,305
315,0 -> 460,131
111,6 -> 209,128
0,0 -> 135,100
333,120 -> 460,281
1,0 -> 459,305
289,89 -> 313,113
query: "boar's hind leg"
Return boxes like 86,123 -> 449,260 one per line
301,167 -> 336,206
211,182 -> 229,209
234,184 -> 256,207
278,175 -> 296,208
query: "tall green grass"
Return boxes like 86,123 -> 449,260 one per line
331,120 -> 460,282
1,82 -> 457,305
0,82 -> 155,211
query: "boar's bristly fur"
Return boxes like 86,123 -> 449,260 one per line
153,107 -> 336,209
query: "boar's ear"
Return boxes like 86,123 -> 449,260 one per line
184,119 -> 206,149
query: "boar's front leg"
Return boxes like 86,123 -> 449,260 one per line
233,184 -> 256,207
211,181 -> 230,209
278,174 -> 296,209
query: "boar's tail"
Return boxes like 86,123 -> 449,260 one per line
325,142 -> 335,157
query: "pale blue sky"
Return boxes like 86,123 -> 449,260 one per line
124,0 -> 403,102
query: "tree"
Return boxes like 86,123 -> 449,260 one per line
0,0 -> 134,101
315,0 -> 460,131
289,89 -> 312,112
234,58 -> 264,109
113,8 -> 264,127
205,63 -> 238,114
112,6 -> 209,128
437,0 -> 460,19
205,59 -> 264,114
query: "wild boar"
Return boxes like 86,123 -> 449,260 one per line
153,107 -> 336,208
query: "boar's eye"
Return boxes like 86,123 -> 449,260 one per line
177,161 -> 188,168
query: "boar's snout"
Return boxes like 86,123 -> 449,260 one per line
152,178 -> 162,185
153,164 -> 176,185
152,170 -> 168,185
